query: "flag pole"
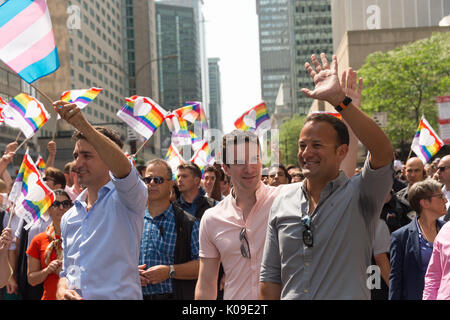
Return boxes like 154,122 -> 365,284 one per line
133,139 -> 149,158
15,138 -> 29,153
28,83 -> 58,140
15,131 -> 22,142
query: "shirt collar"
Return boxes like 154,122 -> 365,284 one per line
74,180 -> 114,208
144,203 -> 173,220
301,170 -> 349,199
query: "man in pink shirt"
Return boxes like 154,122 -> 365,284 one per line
195,130 -> 285,300
423,221 -> 450,300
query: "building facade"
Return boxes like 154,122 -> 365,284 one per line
256,0 -> 294,121
156,2 -> 202,151
208,58 -> 222,133
291,0 -> 333,115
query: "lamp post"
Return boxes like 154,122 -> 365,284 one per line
84,54 -> 177,155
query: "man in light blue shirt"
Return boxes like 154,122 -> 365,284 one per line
53,100 -> 147,300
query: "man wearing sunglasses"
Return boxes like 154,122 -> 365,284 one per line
437,155 -> 450,222
259,54 -> 394,300
53,100 -> 147,300
138,159 -> 200,300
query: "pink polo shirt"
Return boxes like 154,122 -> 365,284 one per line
199,182 -> 285,300
423,221 -> 450,300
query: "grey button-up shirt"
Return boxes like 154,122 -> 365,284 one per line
260,158 -> 394,299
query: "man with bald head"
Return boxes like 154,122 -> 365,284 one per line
395,157 -> 425,214
437,155 -> 450,221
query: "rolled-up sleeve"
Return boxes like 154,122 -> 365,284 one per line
110,164 -> 147,216
260,213 -> 281,285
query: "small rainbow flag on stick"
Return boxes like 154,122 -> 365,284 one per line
2,93 -> 50,138
35,155 -> 46,173
0,97 -> 6,124
411,116 -> 444,164
234,102 -> 271,134
191,141 -> 214,172
117,96 -> 168,139
11,152 -> 55,229
165,113 -> 191,146
186,101 -> 208,131
164,143 -> 185,179
60,87 -> 102,109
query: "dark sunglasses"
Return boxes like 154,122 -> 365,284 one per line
301,216 -> 313,247
51,200 -> 72,209
239,228 -> 251,259
142,176 -> 167,184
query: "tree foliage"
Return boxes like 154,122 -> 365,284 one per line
278,114 -> 306,165
358,32 -> 450,158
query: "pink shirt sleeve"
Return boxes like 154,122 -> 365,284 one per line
198,211 -> 220,259
423,238 -> 442,300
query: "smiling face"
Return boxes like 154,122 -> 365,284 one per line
48,194 -> 72,226
223,141 -> 262,193
72,139 -> 110,189
298,120 -> 348,184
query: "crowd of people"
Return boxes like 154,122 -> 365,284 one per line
1,53 -> 450,300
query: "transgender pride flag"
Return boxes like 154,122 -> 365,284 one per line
0,0 -> 59,83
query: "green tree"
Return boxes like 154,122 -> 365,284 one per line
278,114 -> 306,165
358,32 -> 450,159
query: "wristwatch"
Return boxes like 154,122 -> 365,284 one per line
169,265 -> 176,279
335,96 -> 352,112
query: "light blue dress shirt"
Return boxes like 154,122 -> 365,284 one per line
60,166 -> 147,300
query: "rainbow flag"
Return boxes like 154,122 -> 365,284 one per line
189,130 -> 204,152
12,152 -> 55,229
2,93 -> 50,138
164,143 -> 184,179
117,95 -> 168,139
234,102 -> 271,133
165,113 -> 191,146
35,155 -> 46,173
191,141 -> 214,171
186,101 -> 208,130
411,116 -> 444,164
0,0 -> 59,83
60,87 -> 102,109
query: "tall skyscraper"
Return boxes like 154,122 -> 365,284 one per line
155,2 -> 202,151
291,0 -> 333,115
158,0 -> 210,118
256,0 -> 294,121
208,58 -> 222,132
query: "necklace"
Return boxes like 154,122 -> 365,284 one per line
418,219 -> 436,243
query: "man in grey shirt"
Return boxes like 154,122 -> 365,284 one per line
259,54 -> 394,300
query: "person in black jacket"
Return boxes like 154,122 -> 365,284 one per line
138,159 -> 200,300
175,163 -> 216,221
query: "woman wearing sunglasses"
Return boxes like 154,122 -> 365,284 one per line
26,190 -> 72,300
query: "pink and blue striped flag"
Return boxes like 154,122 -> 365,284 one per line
0,0 -> 60,83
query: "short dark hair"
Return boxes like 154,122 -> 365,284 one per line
269,164 -> 291,183
177,162 -> 202,179
204,165 -> 217,175
222,130 -> 260,166
44,167 -> 66,189
408,179 -> 442,216
72,126 -> 123,149
305,113 -> 349,146
53,189 -> 71,200
146,159 -> 173,180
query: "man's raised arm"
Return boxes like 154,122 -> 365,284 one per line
53,100 -> 131,178
302,53 -> 393,169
